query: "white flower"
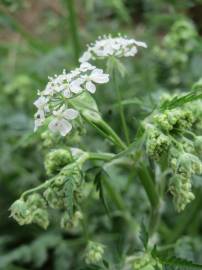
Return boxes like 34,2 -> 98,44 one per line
82,69 -> 109,93
79,51 -> 92,63
48,105 -> 78,136
33,62 -> 109,136
79,34 -> 147,62
34,96 -> 49,110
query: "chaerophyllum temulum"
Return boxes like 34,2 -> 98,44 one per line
9,34 -> 202,269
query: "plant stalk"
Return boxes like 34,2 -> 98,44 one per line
64,0 -> 81,63
113,69 -> 130,145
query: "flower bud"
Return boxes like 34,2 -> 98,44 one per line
146,128 -> 170,160
85,241 -> 104,265
44,149 -> 72,176
169,175 -> 195,212
10,199 -> 31,225
31,208 -> 49,229
60,210 -> 83,232
26,193 -> 47,209
132,252 -> 162,270
43,187 -> 65,209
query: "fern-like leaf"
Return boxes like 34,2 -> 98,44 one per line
160,91 -> 202,111
159,256 -> 202,270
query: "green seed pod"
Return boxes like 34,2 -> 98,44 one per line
44,149 -> 73,176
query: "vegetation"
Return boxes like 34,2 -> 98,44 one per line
1,1 -> 202,269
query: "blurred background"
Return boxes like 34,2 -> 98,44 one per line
1,0 -> 202,269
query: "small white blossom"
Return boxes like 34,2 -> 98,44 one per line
33,62 -> 109,135
79,34 -> 147,62
48,105 -> 78,136
82,68 -> 109,93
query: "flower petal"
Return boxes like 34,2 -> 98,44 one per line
90,70 -> 109,84
58,119 -> 72,136
63,109 -> 79,120
86,81 -> 96,93
79,51 -> 92,63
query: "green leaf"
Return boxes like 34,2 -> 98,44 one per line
160,91 -> 202,111
158,256 -> 202,269
64,178 -> 74,217
139,221 -> 149,249
94,168 -> 110,214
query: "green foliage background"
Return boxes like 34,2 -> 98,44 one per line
1,0 -> 202,269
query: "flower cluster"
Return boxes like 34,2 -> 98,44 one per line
79,34 -> 147,63
85,241 -> 104,265
132,252 -> 162,270
34,62 -> 109,136
153,108 -> 193,133
10,154 -> 83,228
60,210 -> 83,232
145,97 -> 202,211
10,194 -> 49,229
169,151 -> 202,211
44,148 -> 73,176
146,126 -> 170,161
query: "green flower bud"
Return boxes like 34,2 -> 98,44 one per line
85,241 -> 104,265
146,128 -> 170,160
176,153 -> 202,176
169,175 -> 195,212
31,208 -> 49,229
60,211 -> 83,231
43,187 -> 65,209
44,149 -> 72,176
10,199 -> 32,225
132,252 -> 163,270
153,109 -> 193,133
26,193 -> 47,210
41,131 -> 55,148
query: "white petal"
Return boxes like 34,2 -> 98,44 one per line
86,81 -> 96,93
58,120 -> 72,136
70,79 -> 83,94
34,96 -> 48,109
63,89 -> 72,98
79,51 -> 92,63
48,118 -> 59,133
63,109 -> 78,120
79,62 -> 95,71
90,70 -> 109,84
133,40 -> 147,48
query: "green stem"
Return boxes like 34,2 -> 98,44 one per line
102,173 -> 126,212
20,152 -> 115,200
88,152 -> 115,161
113,69 -> 130,145
64,0 -> 81,63
137,163 -> 159,210
98,118 -> 127,150
21,154 -> 88,200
